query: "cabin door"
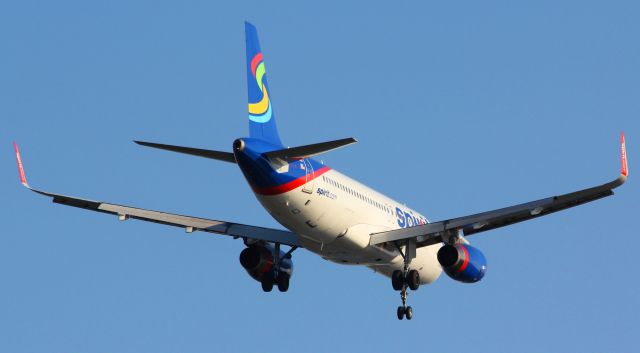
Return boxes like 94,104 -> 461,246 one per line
302,159 -> 315,194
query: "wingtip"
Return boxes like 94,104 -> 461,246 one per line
13,141 -> 30,188
621,132 -> 628,177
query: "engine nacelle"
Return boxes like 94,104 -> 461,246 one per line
437,244 -> 487,283
239,245 -> 293,282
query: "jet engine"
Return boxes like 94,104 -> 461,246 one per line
239,245 -> 293,288
437,244 -> 487,283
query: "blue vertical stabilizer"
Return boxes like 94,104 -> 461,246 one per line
245,22 -> 283,147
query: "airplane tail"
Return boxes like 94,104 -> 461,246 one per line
245,22 -> 283,147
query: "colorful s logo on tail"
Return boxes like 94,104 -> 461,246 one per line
248,52 -> 271,123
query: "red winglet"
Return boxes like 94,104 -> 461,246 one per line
13,142 -> 29,187
621,133 -> 628,177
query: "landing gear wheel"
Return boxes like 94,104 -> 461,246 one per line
397,306 -> 405,320
277,273 -> 290,292
405,306 -> 413,320
407,270 -> 420,291
261,275 -> 274,292
391,270 -> 404,291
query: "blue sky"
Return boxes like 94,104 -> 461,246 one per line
2,1 -> 639,352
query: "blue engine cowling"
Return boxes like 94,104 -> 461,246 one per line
239,245 -> 293,282
437,244 -> 487,283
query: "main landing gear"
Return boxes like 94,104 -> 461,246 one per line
392,239 -> 419,320
261,243 -> 295,293
261,271 -> 290,292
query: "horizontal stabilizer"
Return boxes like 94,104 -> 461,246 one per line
134,141 -> 236,163
263,137 -> 357,160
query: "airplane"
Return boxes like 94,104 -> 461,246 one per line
14,22 -> 629,320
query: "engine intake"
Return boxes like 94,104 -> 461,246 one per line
437,244 -> 487,283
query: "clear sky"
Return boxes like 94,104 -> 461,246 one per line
2,1 -> 639,352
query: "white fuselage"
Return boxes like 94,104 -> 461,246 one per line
256,169 -> 442,284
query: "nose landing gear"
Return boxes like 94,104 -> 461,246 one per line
397,304 -> 413,320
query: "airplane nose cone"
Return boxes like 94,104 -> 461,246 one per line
233,138 -> 245,152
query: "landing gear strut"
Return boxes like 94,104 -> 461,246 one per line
392,239 -> 419,320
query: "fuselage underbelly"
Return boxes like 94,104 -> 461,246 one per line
256,169 -> 442,284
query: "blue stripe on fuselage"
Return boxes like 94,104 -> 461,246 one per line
234,138 -> 327,194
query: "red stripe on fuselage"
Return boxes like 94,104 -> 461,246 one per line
254,166 -> 331,196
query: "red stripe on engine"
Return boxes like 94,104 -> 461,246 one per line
260,252 -> 273,274
254,166 -> 331,196
457,245 -> 469,273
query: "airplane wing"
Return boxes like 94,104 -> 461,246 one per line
13,142 -> 300,247
370,134 -> 629,248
